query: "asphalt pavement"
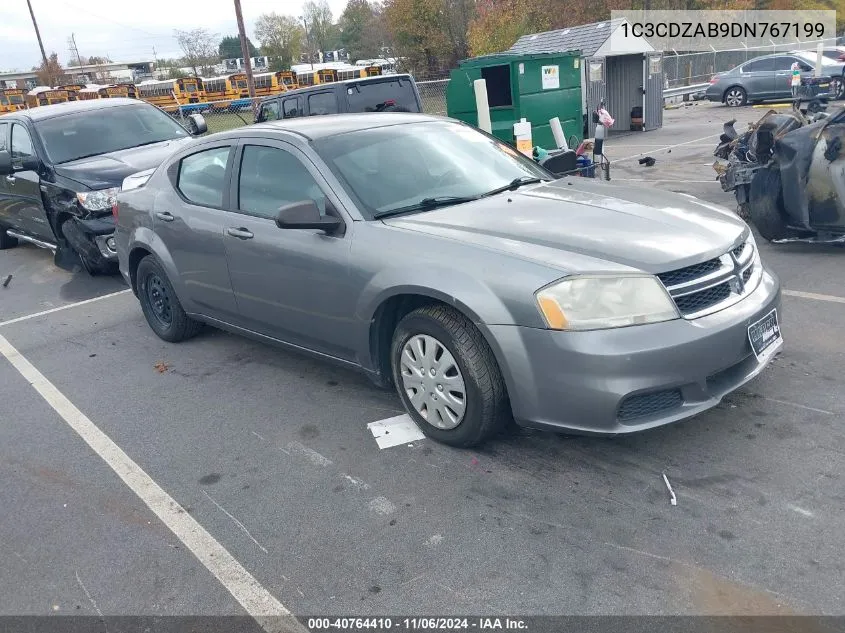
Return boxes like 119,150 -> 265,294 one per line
1,102 -> 843,622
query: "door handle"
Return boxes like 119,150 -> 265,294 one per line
155,211 -> 175,222
226,227 -> 254,239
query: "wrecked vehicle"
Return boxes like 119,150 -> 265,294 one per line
0,98 -> 206,273
714,106 -> 845,243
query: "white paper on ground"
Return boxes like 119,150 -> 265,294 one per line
367,414 -> 425,449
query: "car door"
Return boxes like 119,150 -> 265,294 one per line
772,56 -> 805,98
739,57 -> 776,100
156,142 -> 240,321
222,139 -> 356,360
6,122 -> 53,241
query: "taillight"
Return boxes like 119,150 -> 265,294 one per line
709,75 -> 720,84
838,54 -> 845,62
112,201 -> 119,220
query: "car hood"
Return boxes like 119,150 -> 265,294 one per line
383,179 -> 748,274
52,137 -> 193,190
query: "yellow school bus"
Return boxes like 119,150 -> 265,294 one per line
25,87 -> 70,107
252,72 -> 284,97
0,88 -> 27,112
56,84 -> 85,101
295,68 -> 340,87
202,73 -> 251,109
136,77 -> 205,113
275,71 -> 299,91
98,83 -> 139,99
76,86 -> 101,100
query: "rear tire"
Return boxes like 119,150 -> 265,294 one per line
390,305 -> 509,448
749,167 -> 789,241
724,86 -> 747,107
0,228 -> 18,250
136,255 -> 203,342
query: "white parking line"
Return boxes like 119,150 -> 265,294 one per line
0,289 -> 131,328
613,133 -> 720,163
0,333 -> 305,633
782,289 -> 845,305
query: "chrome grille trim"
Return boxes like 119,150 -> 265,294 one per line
658,239 -> 760,319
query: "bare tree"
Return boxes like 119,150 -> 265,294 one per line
175,28 -> 219,76
302,0 -> 336,54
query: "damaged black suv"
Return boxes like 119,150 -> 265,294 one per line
0,98 -> 206,273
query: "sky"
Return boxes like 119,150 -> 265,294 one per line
0,0 -> 348,71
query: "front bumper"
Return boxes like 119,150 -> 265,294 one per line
77,216 -> 117,261
488,268 -> 782,435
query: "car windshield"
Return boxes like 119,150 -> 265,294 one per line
312,120 -> 551,218
35,103 -> 189,164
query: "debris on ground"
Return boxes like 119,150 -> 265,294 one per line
662,471 -> 677,506
638,156 -> 656,167
2,274 -> 11,288
154,361 -> 170,373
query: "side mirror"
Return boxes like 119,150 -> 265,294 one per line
18,155 -> 41,172
275,200 -> 342,233
186,113 -> 208,136
0,151 -> 11,176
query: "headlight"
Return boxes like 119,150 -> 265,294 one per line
535,274 -> 679,331
76,188 -> 118,211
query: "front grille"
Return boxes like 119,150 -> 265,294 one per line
656,258 -> 721,287
618,389 -> 683,421
657,239 -> 755,319
673,282 -> 731,314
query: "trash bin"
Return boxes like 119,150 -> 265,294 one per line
446,51 -> 583,150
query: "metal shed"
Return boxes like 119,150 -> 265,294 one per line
510,18 -> 664,136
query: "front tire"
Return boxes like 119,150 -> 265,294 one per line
724,86 -> 747,107
749,167 -> 789,241
390,305 -> 509,448
136,255 -> 203,342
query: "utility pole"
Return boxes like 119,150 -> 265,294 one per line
301,16 -> 313,69
27,0 -> 51,83
233,0 -> 256,102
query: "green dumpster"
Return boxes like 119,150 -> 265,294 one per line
446,51 -> 583,150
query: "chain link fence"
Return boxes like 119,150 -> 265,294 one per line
663,39 -> 833,88
416,79 -> 450,115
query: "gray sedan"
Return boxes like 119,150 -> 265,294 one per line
115,113 -> 783,447
705,51 -> 839,106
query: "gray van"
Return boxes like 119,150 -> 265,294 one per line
254,74 -> 423,122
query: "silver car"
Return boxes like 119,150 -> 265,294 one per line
115,114 -> 783,447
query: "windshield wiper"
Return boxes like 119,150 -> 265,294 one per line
480,176 -> 544,199
373,195 -> 479,219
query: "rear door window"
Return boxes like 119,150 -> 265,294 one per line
308,92 -> 339,116
177,146 -> 231,208
743,58 -> 774,72
282,97 -> 301,118
0,123 -> 7,151
345,78 -> 419,112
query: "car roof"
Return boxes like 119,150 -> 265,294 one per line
259,73 -> 415,103
0,97 -> 142,121
216,112 -> 443,141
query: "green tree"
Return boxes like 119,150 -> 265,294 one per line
467,0 -> 550,56
255,13 -> 305,70
384,0 -> 451,75
219,35 -> 258,60
339,0 -> 380,60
